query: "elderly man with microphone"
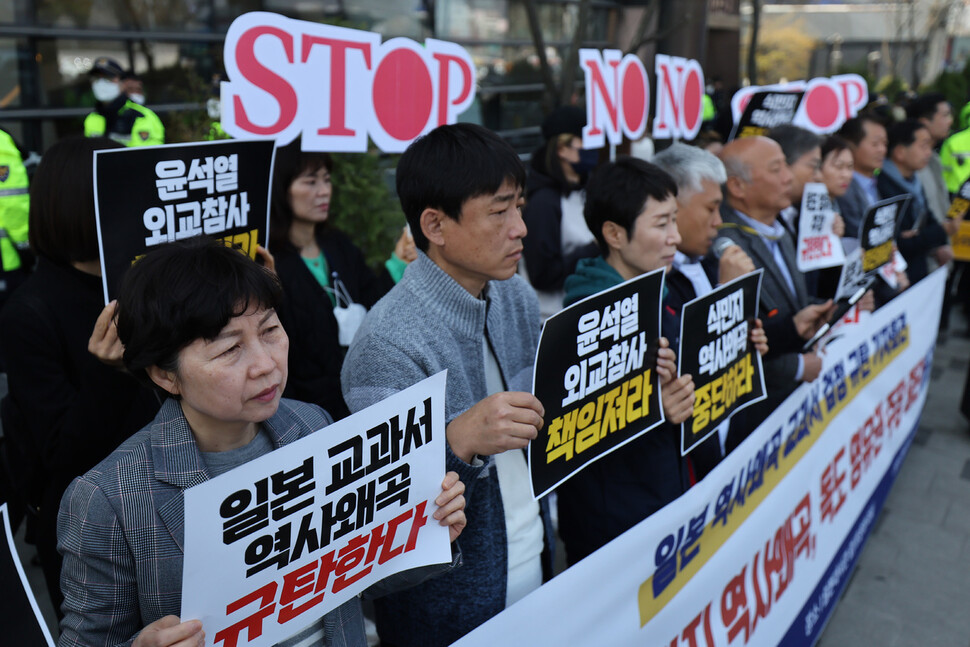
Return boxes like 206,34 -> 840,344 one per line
654,143 -> 768,472
709,136 -> 835,452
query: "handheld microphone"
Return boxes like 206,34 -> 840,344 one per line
712,237 -> 738,258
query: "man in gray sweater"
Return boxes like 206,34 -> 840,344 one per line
341,123 -> 552,646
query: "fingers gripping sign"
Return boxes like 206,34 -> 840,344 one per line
446,391 -> 545,463
133,616 -> 204,647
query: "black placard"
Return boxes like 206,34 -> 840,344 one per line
529,270 -> 665,499
94,139 -> 276,302
860,195 -> 909,273
730,91 -> 805,141
677,271 -> 766,454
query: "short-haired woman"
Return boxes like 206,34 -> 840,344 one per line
56,237 -> 465,647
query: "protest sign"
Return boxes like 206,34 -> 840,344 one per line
181,372 -> 450,647
580,49 -> 704,147
222,12 -> 476,153
833,247 -> 872,302
860,195 -> 908,273
730,74 -> 868,134
796,183 -> 845,271
530,270 -> 665,499
952,221 -> 970,262
0,504 -> 54,647
946,179 -> 970,261
677,271 -> 766,454
454,268 -> 944,647
94,139 -> 274,303
729,91 -> 803,141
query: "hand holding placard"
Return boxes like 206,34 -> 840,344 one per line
446,392 -> 544,463
132,616 -> 204,647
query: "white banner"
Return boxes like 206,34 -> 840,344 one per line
181,372 -> 450,647
455,270 -> 944,647
797,183 -> 845,272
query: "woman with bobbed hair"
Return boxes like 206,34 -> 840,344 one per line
57,237 -> 466,647
270,138 -> 415,419
0,136 -> 160,616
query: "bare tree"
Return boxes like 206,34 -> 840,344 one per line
524,0 -> 670,111
747,0 -> 761,85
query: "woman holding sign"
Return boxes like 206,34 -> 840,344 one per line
270,138 -> 415,420
0,136 -> 161,617
56,238 -> 466,647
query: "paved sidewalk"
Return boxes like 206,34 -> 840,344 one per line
817,327 -> 970,646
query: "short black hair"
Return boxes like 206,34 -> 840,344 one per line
887,119 -> 928,153
28,136 -> 123,265
269,136 -> 334,251
117,237 -> 283,397
821,134 -> 851,163
906,92 -> 948,121
396,123 -> 526,252
767,124 -> 821,166
583,157 -> 678,256
838,115 -> 888,147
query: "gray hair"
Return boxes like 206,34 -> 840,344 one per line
653,142 -> 728,200
719,150 -> 752,185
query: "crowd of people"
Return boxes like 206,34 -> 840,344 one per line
0,60 -> 967,647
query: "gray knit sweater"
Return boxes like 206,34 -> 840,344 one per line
341,251 -> 550,647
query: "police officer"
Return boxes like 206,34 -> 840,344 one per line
84,57 -> 164,147
0,127 -> 30,314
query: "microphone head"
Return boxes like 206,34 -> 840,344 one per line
712,237 -> 738,259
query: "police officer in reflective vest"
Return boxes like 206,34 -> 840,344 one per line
84,57 -> 164,147
0,127 -> 30,313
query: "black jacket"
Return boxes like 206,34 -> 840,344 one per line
274,227 -> 394,419
521,149 -> 597,291
876,169 -> 949,284
0,257 -> 159,607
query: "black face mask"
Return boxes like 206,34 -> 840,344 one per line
571,149 -> 599,176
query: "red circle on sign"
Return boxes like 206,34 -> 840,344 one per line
804,84 -> 840,130
621,64 -> 646,132
373,48 -> 433,141
683,69 -> 702,131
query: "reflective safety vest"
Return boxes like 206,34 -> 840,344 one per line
0,129 -> 29,272
84,99 -> 165,147
941,127 -> 970,194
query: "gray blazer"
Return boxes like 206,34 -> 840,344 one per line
56,398 -> 365,647
717,206 -> 810,399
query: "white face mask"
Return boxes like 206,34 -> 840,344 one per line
92,78 -> 121,102
206,97 -> 221,120
128,93 -> 145,105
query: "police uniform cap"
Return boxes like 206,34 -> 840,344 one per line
90,57 -> 125,78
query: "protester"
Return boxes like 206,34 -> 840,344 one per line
554,157 -> 697,564
767,125 -> 824,236
342,123 -> 552,646
654,142 -> 767,476
270,137 -> 415,419
718,136 -> 834,451
820,135 -> 855,205
769,125 -> 847,299
521,106 -> 598,320
878,119 -> 953,284
56,237 -> 467,647
0,136 -> 161,616
908,92 -> 954,227
84,56 -> 164,146
836,115 -> 888,239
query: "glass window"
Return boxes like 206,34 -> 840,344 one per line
34,0 -> 265,31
